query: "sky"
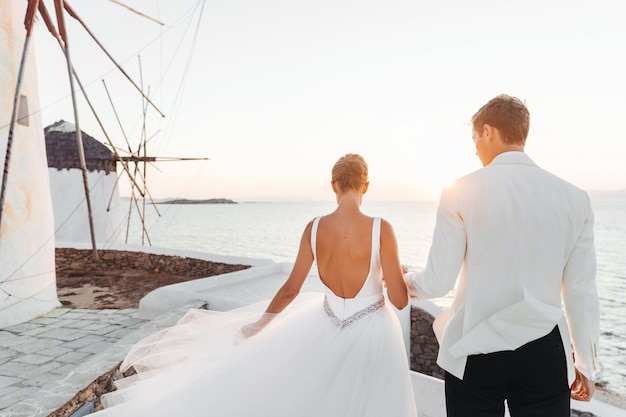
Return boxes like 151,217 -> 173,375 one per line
31,0 -> 626,202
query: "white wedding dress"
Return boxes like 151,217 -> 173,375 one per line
95,217 -> 417,416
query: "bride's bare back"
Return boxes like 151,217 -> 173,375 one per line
315,212 -> 374,299
261,153 -> 408,318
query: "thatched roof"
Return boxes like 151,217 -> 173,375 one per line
45,120 -> 116,174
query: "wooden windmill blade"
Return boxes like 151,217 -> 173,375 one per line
38,0 -> 209,248
120,156 -> 209,163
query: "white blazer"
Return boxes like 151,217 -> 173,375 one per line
405,151 -> 600,385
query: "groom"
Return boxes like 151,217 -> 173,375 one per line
404,94 -> 600,416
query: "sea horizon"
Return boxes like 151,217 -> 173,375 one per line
128,186 -> 626,205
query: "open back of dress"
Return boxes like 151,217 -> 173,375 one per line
95,216 -> 417,417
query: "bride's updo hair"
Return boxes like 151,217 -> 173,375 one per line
331,153 -> 368,191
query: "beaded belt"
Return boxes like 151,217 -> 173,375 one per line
323,296 -> 385,329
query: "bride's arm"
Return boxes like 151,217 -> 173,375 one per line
241,220 -> 314,338
380,219 -> 409,310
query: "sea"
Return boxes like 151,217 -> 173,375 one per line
124,198 -> 626,393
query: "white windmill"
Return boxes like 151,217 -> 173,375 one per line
0,0 -> 208,327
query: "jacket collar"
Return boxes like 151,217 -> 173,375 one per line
489,151 -> 537,167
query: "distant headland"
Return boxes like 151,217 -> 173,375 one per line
157,198 -> 236,204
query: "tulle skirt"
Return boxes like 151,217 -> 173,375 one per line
95,292 -> 417,417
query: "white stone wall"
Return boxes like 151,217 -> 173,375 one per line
49,168 -> 122,245
0,0 -> 60,327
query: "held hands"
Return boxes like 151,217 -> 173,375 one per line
570,367 -> 595,402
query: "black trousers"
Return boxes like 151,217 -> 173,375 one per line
445,326 -> 571,417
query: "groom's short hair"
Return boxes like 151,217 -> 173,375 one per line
472,94 -> 530,145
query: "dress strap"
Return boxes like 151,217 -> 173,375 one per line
370,217 -> 381,269
372,217 -> 381,249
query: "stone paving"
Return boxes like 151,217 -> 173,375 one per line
0,303 -> 201,417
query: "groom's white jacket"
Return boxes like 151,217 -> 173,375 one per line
405,151 -> 600,384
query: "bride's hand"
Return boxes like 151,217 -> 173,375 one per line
240,322 -> 262,338
239,313 -> 276,339
234,322 -> 264,345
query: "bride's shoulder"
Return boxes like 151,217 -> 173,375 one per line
379,218 -> 399,239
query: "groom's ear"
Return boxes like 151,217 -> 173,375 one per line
483,123 -> 491,136
484,124 -> 506,145
483,124 -> 495,142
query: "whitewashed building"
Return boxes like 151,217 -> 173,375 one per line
0,1 -> 60,328
45,120 -> 123,245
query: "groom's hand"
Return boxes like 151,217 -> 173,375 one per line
570,367 -> 595,402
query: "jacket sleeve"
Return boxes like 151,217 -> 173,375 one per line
404,186 -> 466,299
561,194 -> 600,380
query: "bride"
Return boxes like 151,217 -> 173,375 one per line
94,153 -> 418,416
